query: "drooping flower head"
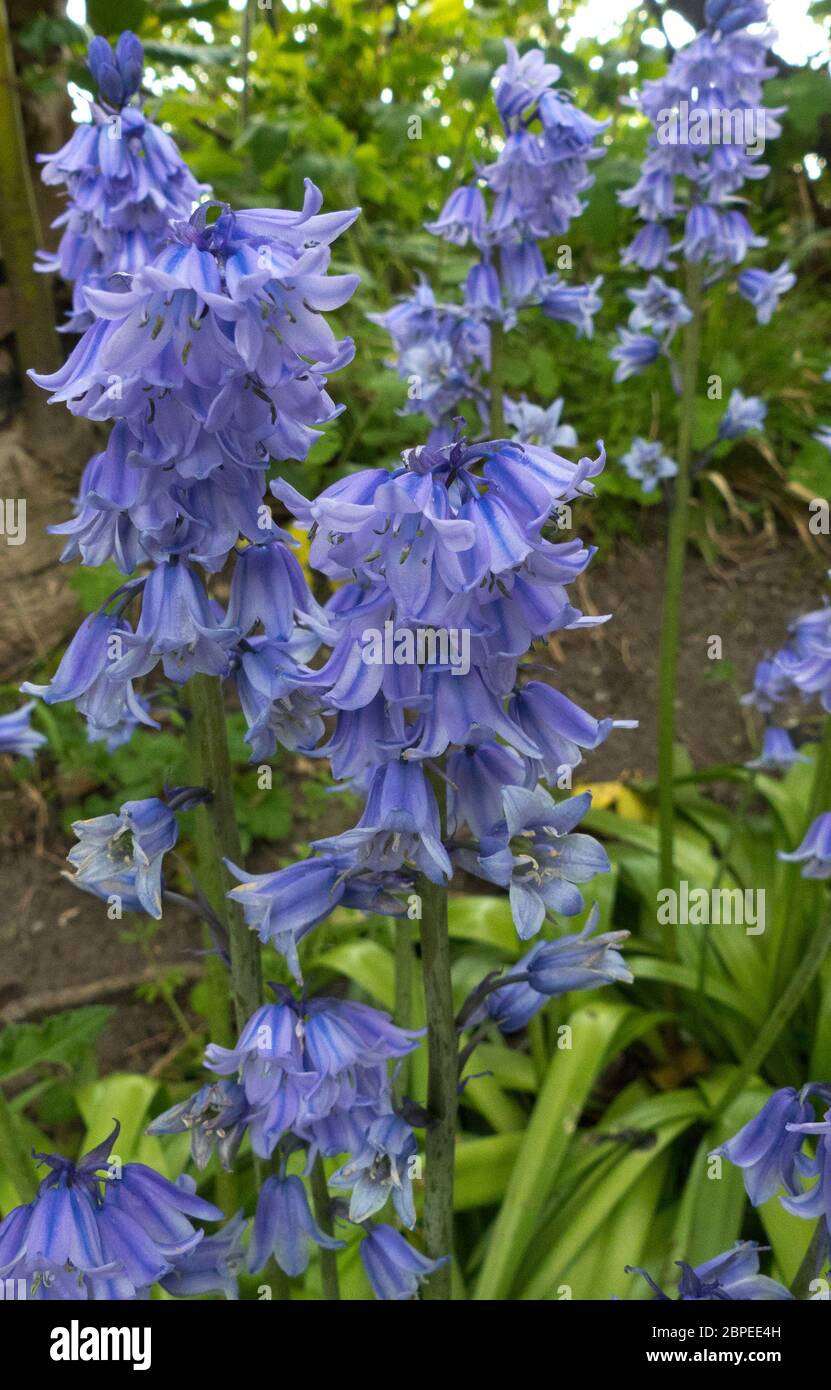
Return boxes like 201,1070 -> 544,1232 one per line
0,1122 -> 222,1300
36,32 -> 207,332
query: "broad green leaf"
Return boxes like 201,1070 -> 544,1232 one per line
75,1074 -> 187,1177
519,1091 -> 704,1298
447,894 -> 519,953
312,940 -> 396,1009
473,1000 -> 630,1300
454,1132 -> 523,1211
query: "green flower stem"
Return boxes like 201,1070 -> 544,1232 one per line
185,672 -> 262,1036
790,1219 -> 829,1299
310,1155 -> 341,1301
489,321 -> 506,437
417,772 -> 456,1300
393,919 -> 415,1104
713,907 -> 831,1121
0,1089 -> 37,1204
657,262 -> 704,958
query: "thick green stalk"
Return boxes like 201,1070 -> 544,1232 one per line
416,773 -> 456,1300
790,1220 -> 829,1300
489,320 -> 506,437
185,673 -> 262,1034
309,1156 -> 340,1301
393,919 -> 414,1103
0,1089 -> 36,1203
713,908 -> 831,1120
656,263 -> 704,955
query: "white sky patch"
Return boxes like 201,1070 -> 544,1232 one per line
562,0 -> 828,65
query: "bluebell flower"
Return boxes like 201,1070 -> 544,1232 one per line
712,1087 -> 817,1204
160,1209 -> 246,1300
106,562 -> 238,684
330,1113 -> 418,1227
627,1242 -> 793,1300
620,437 -> 678,492
525,907 -> 633,996
446,737 -> 531,840
626,276 -> 692,336
740,657 -> 792,714
247,1175 -> 345,1277
745,725 -> 807,772
615,7 -> 788,385
464,260 -> 502,321
67,796 -> 178,918
312,759 -> 452,886
621,224 -> 676,272
783,1102 -> 831,1244
718,388 -> 767,440
204,993 -> 421,1160
360,1224 -> 448,1301
611,329 -> 661,383
454,787 -> 610,939
0,701 -> 46,759
778,813 -> 831,879
493,40 -> 562,122
705,0 -> 768,34
0,1122 -> 222,1299
87,32 -> 144,107
482,904 -> 632,1032
374,41 -> 605,428
146,1080 -> 250,1171
425,185 -> 487,246
738,262 -> 795,324
509,681 -> 635,778
539,275 -> 603,338
504,396 -> 577,451
225,541 -> 333,644
226,853 -> 409,982
22,610 -> 158,738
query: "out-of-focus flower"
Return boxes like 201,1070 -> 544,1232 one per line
0,702 -> 46,759
718,389 -> 767,440
620,437 -> 678,492
738,262 -> 796,325
778,813 -> 831,879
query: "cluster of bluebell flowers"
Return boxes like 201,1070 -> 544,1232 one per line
26,182 -> 359,757
17,26 -> 643,1304
740,574 -> 831,815
612,0 -> 788,488
147,986 -> 444,1297
0,1122 -> 238,1300
36,34 -> 206,333
715,1083 -> 831,1259
372,41 -> 606,443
